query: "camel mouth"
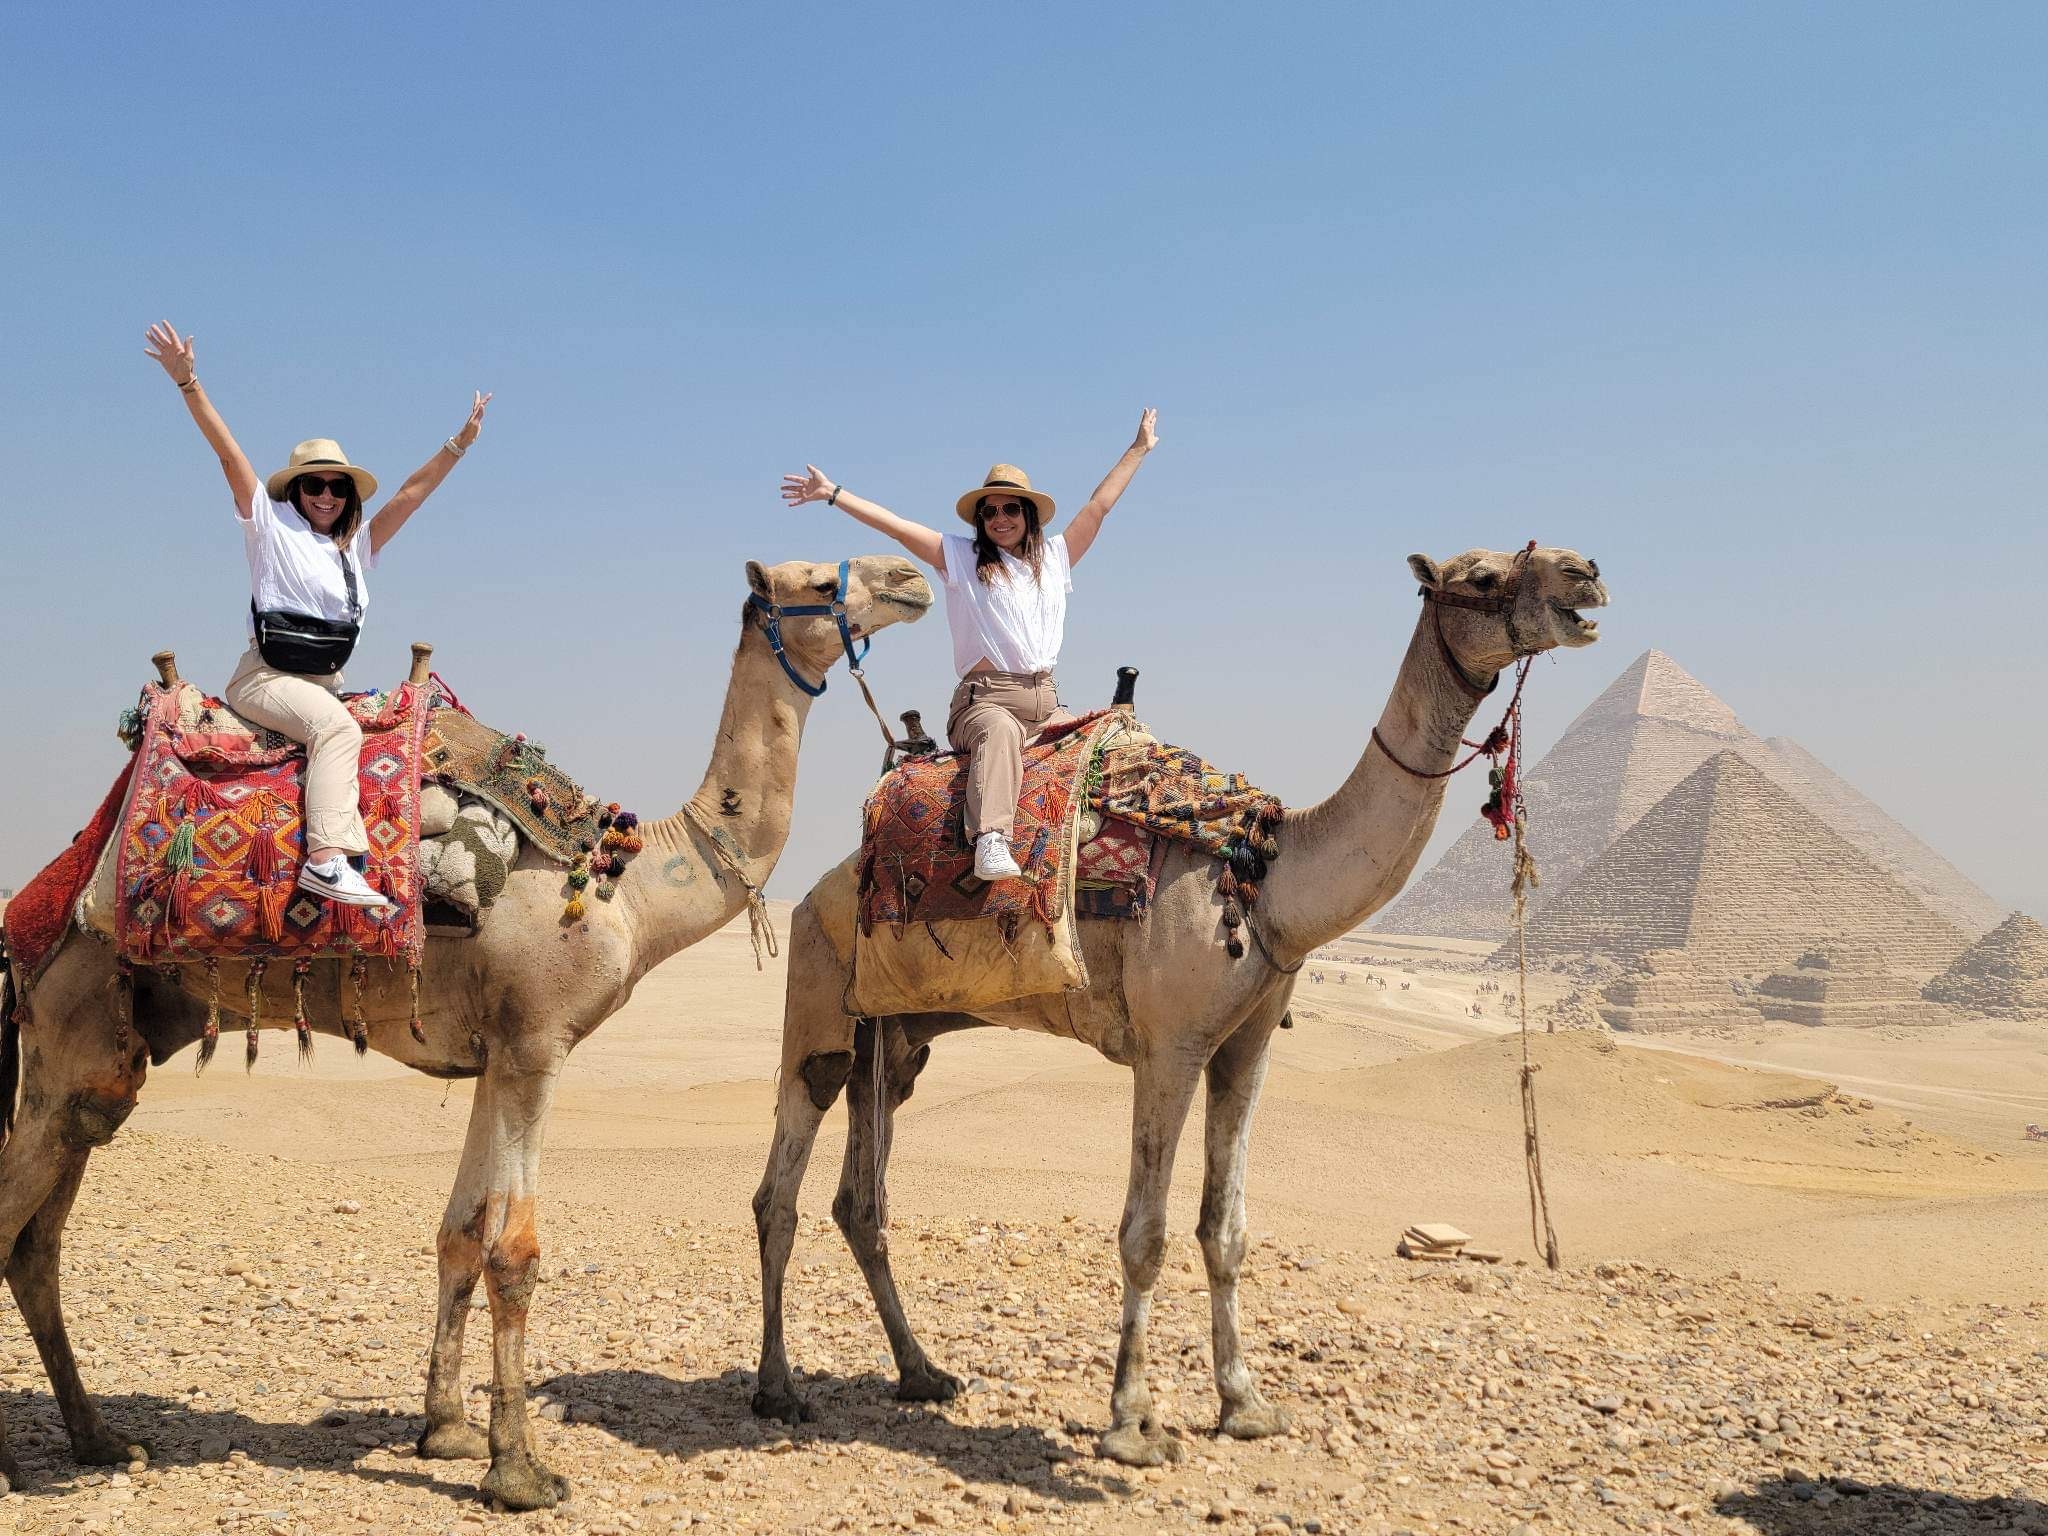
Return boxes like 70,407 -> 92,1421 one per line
1549,598 -> 1602,642
872,589 -> 936,618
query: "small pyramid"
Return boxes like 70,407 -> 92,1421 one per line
1512,751 -> 1971,975
1923,914 -> 2048,1019
1372,649 -> 2002,942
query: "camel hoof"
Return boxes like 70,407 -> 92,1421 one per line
1218,1400 -> 1292,1440
70,1426 -> 143,1467
479,1452 -> 569,1511
896,1363 -> 962,1404
417,1420 -> 490,1460
751,1385 -> 815,1424
1097,1421 -> 1185,1467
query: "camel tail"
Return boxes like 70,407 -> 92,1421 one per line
0,940 -> 18,1148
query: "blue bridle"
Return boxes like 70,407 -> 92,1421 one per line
748,558 -> 870,697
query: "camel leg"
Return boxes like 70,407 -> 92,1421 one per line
1198,1007 -> 1292,1441
752,895 -> 859,1423
0,966 -> 149,1490
8,1154 -> 148,1469
1098,1050 -> 1205,1467
416,1051 -> 568,1511
751,1063 -> 841,1423
833,1019 -> 956,1404
416,1075 -> 499,1463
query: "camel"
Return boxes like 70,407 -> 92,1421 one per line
750,545 -> 1606,1466
0,555 -> 932,1510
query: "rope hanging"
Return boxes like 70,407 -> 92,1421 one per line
681,802 -> 781,970
1501,661 -> 1563,1271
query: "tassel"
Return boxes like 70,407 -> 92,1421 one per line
1218,868 -> 1238,900
563,898 -> 586,922
245,958 -> 266,1073
1237,880 -> 1260,907
348,956 -> 369,1055
168,865 -> 193,928
613,810 -> 638,831
595,879 -> 617,902
407,963 -> 425,1045
293,959 -> 313,1064
1226,934 -> 1246,960
607,854 -> 626,878
621,833 -> 644,854
165,818 -> 197,871
197,959 -> 220,1073
567,869 -> 590,891
600,828 -> 624,851
1222,898 -> 1243,931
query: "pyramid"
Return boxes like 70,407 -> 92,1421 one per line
1515,751 -> 1971,975
1371,650 -> 2003,941
1922,914 -> 2048,1019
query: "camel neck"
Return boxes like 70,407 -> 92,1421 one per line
624,618 -> 816,972
1260,608 -> 1491,955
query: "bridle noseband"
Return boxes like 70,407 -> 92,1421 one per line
1418,539 -> 1539,699
748,558 -> 870,698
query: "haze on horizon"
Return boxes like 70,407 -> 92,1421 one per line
1,3 -> 2042,921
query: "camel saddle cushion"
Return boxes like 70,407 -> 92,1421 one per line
110,678 -> 430,968
850,716 -> 1287,1016
852,711 -> 1127,1014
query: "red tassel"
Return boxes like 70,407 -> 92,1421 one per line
167,866 -> 192,928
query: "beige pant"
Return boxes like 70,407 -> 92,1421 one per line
947,669 -> 1074,841
225,645 -> 367,856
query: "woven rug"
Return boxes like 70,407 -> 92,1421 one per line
850,711 -> 1119,1014
3,760 -> 136,991
112,679 -> 429,968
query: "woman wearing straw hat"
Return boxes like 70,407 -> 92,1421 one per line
782,409 -> 1158,880
144,320 -> 490,909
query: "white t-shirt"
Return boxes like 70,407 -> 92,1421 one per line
937,532 -> 1071,676
240,487 -> 375,640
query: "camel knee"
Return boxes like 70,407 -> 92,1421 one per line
437,1212 -> 485,1278
1118,1212 -> 1169,1290
60,1087 -> 137,1149
799,1049 -> 853,1111
1197,1216 -> 1244,1283
485,1226 -> 541,1309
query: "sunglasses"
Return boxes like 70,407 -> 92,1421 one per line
296,476 -> 354,499
980,500 -> 1026,518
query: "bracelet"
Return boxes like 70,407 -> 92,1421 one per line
443,437 -> 466,458
827,484 -> 841,507
178,377 -> 200,394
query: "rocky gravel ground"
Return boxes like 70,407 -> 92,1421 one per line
1,1131 -> 2044,1535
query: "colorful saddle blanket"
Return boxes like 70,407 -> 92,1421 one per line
850,714 -> 1285,1014
113,679 -> 430,967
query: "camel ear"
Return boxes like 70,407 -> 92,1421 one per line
745,560 -> 773,599
1407,554 -> 1442,589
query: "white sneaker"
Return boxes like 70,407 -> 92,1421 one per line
973,832 -> 1023,881
297,857 -> 394,909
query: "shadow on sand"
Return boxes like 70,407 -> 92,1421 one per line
536,1367 -> 1125,1505
2,1369 -> 1126,1509
1719,1475 -> 2048,1534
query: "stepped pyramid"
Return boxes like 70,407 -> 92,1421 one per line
1923,914 -> 2048,1019
1517,751 -> 1971,975
1372,650 -> 2003,941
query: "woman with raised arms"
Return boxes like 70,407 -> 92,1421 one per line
144,320 -> 489,908
783,409 -> 1157,880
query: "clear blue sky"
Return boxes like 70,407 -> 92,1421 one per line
2,2 -> 2042,921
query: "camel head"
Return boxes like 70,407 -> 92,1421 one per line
1405,544 -> 1608,676
744,555 -> 935,680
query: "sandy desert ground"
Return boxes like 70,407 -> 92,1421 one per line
2,909 -> 2045,1535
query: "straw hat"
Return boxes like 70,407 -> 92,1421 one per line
954,463 -> 1055,527
265,439 -> 379,502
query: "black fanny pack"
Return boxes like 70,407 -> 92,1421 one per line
251,538 -> 362,676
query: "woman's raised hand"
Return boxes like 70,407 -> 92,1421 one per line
780,465 -> 836,507
453,390 -> 492,450
144,321 -> 197,386
1132,407 -> 1159,454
